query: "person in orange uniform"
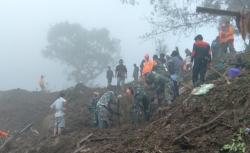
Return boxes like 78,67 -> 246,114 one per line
0,130 -> 8,137
142,54 -> 156,76
219,20 -> 235,54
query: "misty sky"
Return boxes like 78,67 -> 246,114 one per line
0,0 -> 244,91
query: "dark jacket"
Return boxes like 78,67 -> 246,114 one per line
192,40 -> 211,64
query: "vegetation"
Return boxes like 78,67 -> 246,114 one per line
42,22 -> 121,84
221,128 -> 246,153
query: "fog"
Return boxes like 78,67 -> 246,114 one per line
0,0 -> 244,91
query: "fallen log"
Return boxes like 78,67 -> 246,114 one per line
76,133 -> 93,148
173,111 -> 226,144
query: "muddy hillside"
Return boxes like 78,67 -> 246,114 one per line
1,52 -> 250,153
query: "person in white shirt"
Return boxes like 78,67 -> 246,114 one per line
50,93 -> 67,137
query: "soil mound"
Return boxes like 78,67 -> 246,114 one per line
1,52 -> 250,153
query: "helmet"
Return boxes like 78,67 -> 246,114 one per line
119,59 -> 123,64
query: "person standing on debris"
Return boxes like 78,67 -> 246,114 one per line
145,72 -> 174,106
96,91 -> 118,128
183,49 -> 192,71
219,20 -> 235,54
133,64 -> 139,82
127,84 -> 150,127
88,92 -> 100,127
38,75 -> 46,91
106,66 -> 114,87
175,47 -> 183,61
192,34 -> 211,87
50,92 -> 67,137
159,53 -> 167,65
115,59 -> 127,87
168,50 -> 183,100
142,54 -> 156,76
211,36 -> 221,59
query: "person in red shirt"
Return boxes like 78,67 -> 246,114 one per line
192,34 -> 211,87
0,130 -> 8,137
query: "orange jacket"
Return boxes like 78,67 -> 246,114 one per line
142,59 -> 156,76
0,130 -> 8,137
219,25 -> 234,43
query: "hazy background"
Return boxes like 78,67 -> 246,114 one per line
0,0 -> 244,91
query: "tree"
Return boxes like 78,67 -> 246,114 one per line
121,0 -> 250,40
42,22 -> 121,85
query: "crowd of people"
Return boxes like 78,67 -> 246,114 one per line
49,20 -> 243,137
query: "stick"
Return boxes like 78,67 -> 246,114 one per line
173,111 -> 226,143
76,133 -> 93,148
0,123 -> 33,151
90,137 -> 118,142
149,106 -> 181,126
209,67 -> 231,84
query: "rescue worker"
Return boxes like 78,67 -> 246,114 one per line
183,49 -> 192,71
142,54 -> 156,76
127,84 -> 150,127
140,59 -> 145,76
50,92 -> 67,137
191,34 -> 211,87
219,20 -> 235,54
145,72 -> 174,106
168,50 -> 183,100
39,75 -> 46,91
211,36 -> 221,59
96,91 -> 117,128
133,64 -> 139,81
106,66 -> 114,87
159,53 -> 166,65
115,59 -> 127,87
88,92 -> 100,127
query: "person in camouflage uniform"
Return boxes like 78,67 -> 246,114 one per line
96,91 -> 116,129
127,84 -> 151,127
145,72 -> 174,106
88,92 -> 100,127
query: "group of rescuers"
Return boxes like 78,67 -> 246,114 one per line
48,20 -> 239,137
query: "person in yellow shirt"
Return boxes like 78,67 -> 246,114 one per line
219,20 -> 236,54
39,75 -> 46,91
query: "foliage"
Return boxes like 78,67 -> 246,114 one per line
42,22 -> 121,84
221,128 -> 246,153
121,0 -> 250,39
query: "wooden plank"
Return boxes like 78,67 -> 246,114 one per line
196,7 -> 240,17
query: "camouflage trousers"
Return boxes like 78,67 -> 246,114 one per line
89,107 -> 98,127
163,81 -> 174,104
97,106 -> 110,129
